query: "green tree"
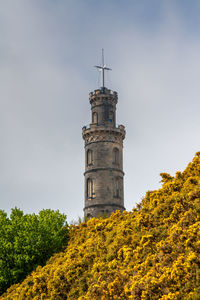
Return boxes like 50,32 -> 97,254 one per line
0,208 -> 69,295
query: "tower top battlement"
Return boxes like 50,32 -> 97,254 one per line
89,88 -> 117,97
89,88 -> 118,107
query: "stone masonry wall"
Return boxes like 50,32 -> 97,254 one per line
83,88 -> 125,218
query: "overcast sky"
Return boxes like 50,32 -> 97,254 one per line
1,0 -> 200,223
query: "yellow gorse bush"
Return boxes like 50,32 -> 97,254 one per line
2,152 -> 200,299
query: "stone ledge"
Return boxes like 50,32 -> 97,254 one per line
84,168 -> 124,176
84,203 -> 125,211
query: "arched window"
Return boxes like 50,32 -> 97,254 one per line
114,177 -> 120,198
87,149 -> 93,165
113,148 -> 119,164
87,178 -> 94,199
109,111 -> 113,123
92,112 -> 98,124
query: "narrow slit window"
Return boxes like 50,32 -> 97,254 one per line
87,149 -> 93,165
92,112 -> 98,124
113,148 -> 119,164
109,111 -> 113,122
114,177 -> 120,197
87,178 -> 94,199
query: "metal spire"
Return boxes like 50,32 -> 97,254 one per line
94,49 -> 112,88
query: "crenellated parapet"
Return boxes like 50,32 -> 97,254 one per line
89,89 -> 117,110
82,125 -> 125,146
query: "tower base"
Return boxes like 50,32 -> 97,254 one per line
84,203 -> 125,219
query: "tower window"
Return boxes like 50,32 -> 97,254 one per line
87,149 -> 93,165
113,148 -> 119,164
92,112 -> 98,124
109,111 -> 113,122
87,178 -> 94,199
114,177 -> 120,198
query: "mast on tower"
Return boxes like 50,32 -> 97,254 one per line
94,49 -> 112,88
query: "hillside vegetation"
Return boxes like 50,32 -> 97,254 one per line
2,153 -> 200,299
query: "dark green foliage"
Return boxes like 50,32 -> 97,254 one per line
0,208 -> 69,295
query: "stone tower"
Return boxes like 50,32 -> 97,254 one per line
82,86 -> 126,218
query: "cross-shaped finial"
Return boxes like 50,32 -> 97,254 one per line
94,49 -> 112,88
